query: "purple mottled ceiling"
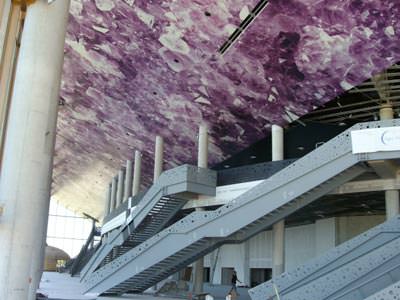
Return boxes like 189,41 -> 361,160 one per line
54,0 -> 400,218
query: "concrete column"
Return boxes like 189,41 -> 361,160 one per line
271,124 -> 285,277
110,176 -> 118,211
132,150 -> 142,196
386,190 -> 400,219
380,105 -> 400,219
116,169 -> 125,206
271,125 -> 284,161
198,124 -> 208,169
28,195 -> 51,300
0,1 -> 70,300
153,136 -> 163,181
379,104 -> 394,120
0,0 -> 12,60
0,4 -> 22,165
192,207 -> 205,295
104,183 -> 112,219
193,124 -> 208,295
123,160 -> 133,202
243,241 -> 250,286
272,220 -> 285,276
152,138 -> 163,293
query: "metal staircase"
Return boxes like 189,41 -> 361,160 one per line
98,196 -> 185,267
249,216 -> 400,300
79,165 -> 216,280
83,119 -> 400,295
70,225 -> 100,276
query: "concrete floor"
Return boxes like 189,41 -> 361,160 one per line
39,272 -> 181,300
39,272 -> 250,300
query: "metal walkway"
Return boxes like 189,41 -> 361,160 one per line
249,216 -> 400,300
80,165 -> 216,281
83,119 -> 400,295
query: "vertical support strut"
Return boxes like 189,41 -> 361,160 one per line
272,124 -> 285,277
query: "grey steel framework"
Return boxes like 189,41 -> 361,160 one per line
80,165 -> 217,281
364,280 -> 400,300
249,216 -> 400,300
70,225 -> 100,276
83,119 -> 400,296
216,159 -> 296,185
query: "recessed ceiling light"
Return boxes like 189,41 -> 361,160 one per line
250,155 -> 257,159
297,146 -> 304,151
224,165 -> 230,168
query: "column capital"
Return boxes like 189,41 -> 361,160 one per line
12,0 -> 37,7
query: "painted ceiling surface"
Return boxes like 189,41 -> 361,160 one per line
54,0 -> 400,218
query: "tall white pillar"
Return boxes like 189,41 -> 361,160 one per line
104,183 -> 112,219
110,176 -> 118,211
271,125 -> 285,277
0,0 -> 12,61
197,124 -> 208,169
154,136 -> 163,181
116,169 -> 125,206
272,220 -> 285,276
243,241 -> 250,286
0,1 -> 70,299
123,160 -> 133,202
385,190 -> 399,219
193,124 -> 208,295
152,138 -> 163,291
379,104 -> 394,120
380,105 -> 400,219
132,150 -> 142,196
28,195 -> 51,300
271,125 -> 284,161
0,4 -> 21,164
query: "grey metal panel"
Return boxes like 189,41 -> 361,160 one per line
276,237 -> 400,300
249,217 -> 400,300
103,191 -> 145,224
364,280 -> 400,300
83,120 -> 400,294
216,159 -> 297,186
330,258 -> 400,299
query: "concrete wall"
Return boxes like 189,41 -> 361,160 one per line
203,216 -> 382,285
335,215 -> 385,245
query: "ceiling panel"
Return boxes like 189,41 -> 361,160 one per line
54,0 -> 400,217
